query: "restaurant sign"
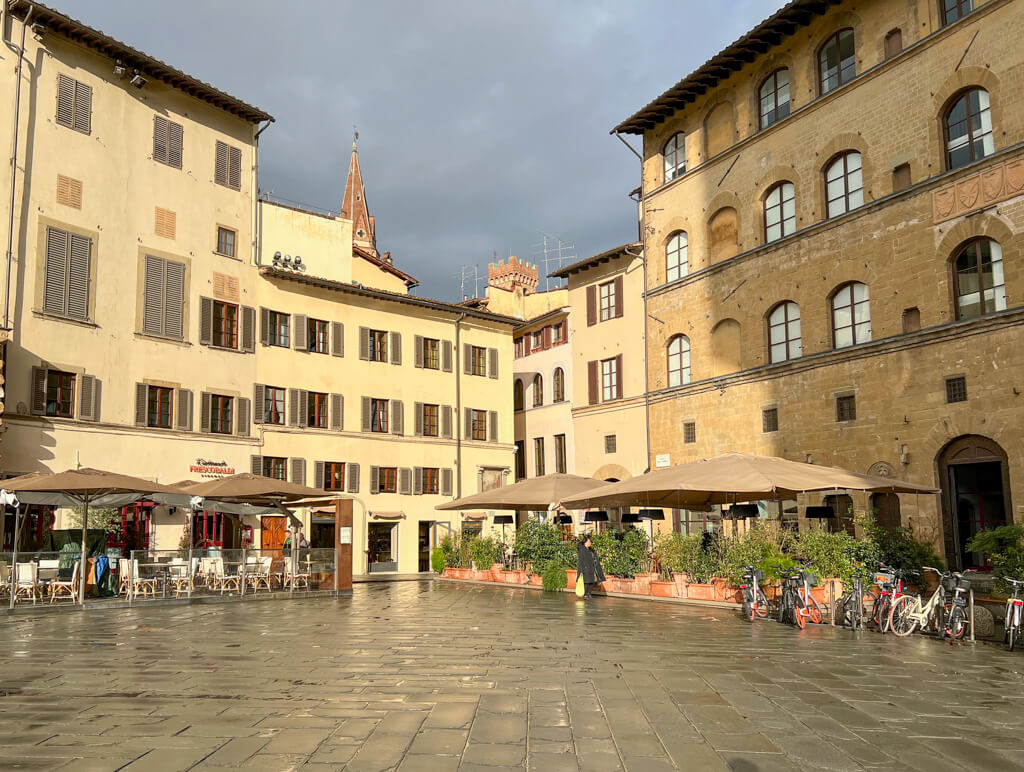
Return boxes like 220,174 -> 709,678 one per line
189,458 -> 235,479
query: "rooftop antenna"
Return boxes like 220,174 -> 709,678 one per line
456,264 -> 482,301
530,233 -> 576,291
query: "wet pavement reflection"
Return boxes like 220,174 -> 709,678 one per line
1,581 -> 1023,770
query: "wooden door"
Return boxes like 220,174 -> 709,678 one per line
261,516 -> 287,550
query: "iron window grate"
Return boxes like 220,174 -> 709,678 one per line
945,376 -> 967,404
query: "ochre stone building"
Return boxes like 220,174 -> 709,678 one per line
616,0 -> 1024,568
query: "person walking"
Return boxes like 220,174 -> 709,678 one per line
576,534 -> 605,599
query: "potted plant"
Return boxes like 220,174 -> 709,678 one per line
650,566 -> 677,597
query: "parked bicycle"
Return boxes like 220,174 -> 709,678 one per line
1002,577 -> 1024,651
889,567 -> 972,640
871,566 -> 917,634
774,564 -> 823,628
836,565 -> 876,630
740,565 -> 770,622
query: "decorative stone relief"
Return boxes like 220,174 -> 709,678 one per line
933,157 -> 1024,223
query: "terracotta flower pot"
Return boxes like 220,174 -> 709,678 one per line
474,569 -> 492,582
616,577 -> 638,594
442,567 -> 456,578
633,573 -> 653,595
491,563 -> 505,583
650,580 -> 678,598
673,573 -> 689,595
811,578 -> 842,605
530,574 -> 543,587
600,577 -> 620,593
686,582 -> 715,601
712,578 -> 731,601
762,583 -> 782,602
566,569 -> 578,586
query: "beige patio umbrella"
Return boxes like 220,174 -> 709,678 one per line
435,473 -> 610,512
558,452 -> 937,510
1,468 -> 185,604
185,473 -> 326,504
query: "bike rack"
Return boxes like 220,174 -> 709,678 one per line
969,588 -> 975,643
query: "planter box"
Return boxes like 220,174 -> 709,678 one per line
810,578 -> 842,606
686,582 -> 715,601
473,569 -> 493,582
491,563 -> 505,583
632,573 -> 653,595
530,574 -> 543,587
505,570 -> 528,585
650,580 -> 678,598
442,568 -> 456,579
673,573 -> 688,595
566,569 -> 578,586
599,577 -> 621,593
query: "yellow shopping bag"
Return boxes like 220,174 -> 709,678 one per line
575,575 -> 585,597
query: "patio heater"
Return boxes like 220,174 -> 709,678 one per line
637,508 -> 665,544
583,510 -> 608,534
804,505 -> 835,530
493,514 -> 514,545
554,513 -> 573,525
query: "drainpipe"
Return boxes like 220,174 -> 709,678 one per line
252,118 -> 274,267
3,5 -> 33,331
615,131 -> 652,473
453,312 -> 466,497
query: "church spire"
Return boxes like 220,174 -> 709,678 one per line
341,130 -> 378,257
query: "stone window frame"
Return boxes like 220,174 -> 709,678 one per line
824,151 -> 864,219
817,28 -> 856,96
829,281 -> 871,349
766,301 -> 802,363
950,238 -> 1006,320
666,334 -> 691,388
665,230 -> 688,283
763,181 -> 796,243
758,68 -> 791,130
663,132 -> 686,183
942,88 -> 994,171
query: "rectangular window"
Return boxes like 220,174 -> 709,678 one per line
42,226 -> 92,321
554,434 -> 567,474
531,331 -> 543,350
212,301 -> 239,348
216,226 -> 236,257
153,115 -> 183,168
515,440 -> 526,480
471,409 -> 487,441
214,140 -> 242,191
324,462 -> 346,491
264,386 -> 285,425
552,322 -> 566,344
147,385 -> 173,429
423,404 -> 439,437
142,255 -> 185,340
423,468 -> 440,495
422,337 -> 440,370
534,437 -> 545,477
605,434 -> 617,454
836,394 -> 857,422
308,318 -> 329,353
471,345 -> 487,376
683,422 -> 696,444
941,0 -> 972,26
56,73 -> 91,134
262,456 -> 287,481
371,398 -> 389,432
210,394 -> 233,434
599,280 -> 617,321
45,370 -> 75,418
379,467 -> 398,494
601,357 -> 618,402
514,337 -> 524,359
267,311 -> 290,347
945,376 -> 967,404
762,408 -> 779,433
676,509 -> 723,536
369,329 -> 388,362
308,391 -> 328,428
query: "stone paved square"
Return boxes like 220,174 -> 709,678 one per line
1,581 -> 1023,770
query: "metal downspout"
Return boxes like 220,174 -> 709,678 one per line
454,312 -> 466,498
4,5 -> 32,331
252,118 -> 273,267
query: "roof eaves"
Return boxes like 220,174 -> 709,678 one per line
512,307 -> 569,333
352,244 -> 419,288
549,242 -> 641,279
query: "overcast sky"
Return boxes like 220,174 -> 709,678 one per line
68,0 -> 779,301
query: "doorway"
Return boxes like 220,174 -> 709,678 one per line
938,435 -> 1011,570
418,522 -> 433,572
368,522 -> 397,572
261,516 -> 287,550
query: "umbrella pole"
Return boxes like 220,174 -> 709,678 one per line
9,503 -> 19,610
78,495 -> 90,605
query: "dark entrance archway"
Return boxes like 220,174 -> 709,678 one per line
937,435 -> 1011,570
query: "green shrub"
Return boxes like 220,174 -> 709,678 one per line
439,533 -> 473,568
967,524 -> 1024,593
515,519 -> 576,575
541,562 -> 568,591
654,532 -> 699,577
857,513 -> 943,576
469,536 -> 504,569
795,526 -> 878,587
430,547 -> 446,574
588,531 -> 639,577
720,522 -> 793,584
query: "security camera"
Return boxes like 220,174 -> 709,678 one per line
273,251 -> 282,261
294,255 -> 302,265
113,60 -> 127,78
130,70 -> 147,89
283,254 -> 292,263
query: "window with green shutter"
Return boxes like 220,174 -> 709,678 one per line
142,255 -> 185,339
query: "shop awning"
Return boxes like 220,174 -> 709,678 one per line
370,512 -> 405,520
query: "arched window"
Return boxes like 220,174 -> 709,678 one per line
663,133 -> 685,182
945,89 -> 993,170
768,302 -> 802,362
819,28 -> 855,94
764,182 -> 796,243
513,379 -> 524,411
666,231 -> 688,282
759,69 -> 790,129
954,239 -> 1006,319
532,373 -> 544,407
941,0 -> 973,27
552,367 -> 565,402
667,335 -> 691,388
831,282 -> 871,348
825,152 -> 863,218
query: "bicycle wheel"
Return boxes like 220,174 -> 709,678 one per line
873,595 -> 890,631
1010,624 -> 1017,652
889,595 -> 919,637
806,594 -> 823,625
794,602 -> 807,629
755,588 -> 770,619
946,606 -> 967,640
743,592 -> 754,623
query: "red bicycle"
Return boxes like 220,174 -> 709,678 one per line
871,566 -> 917,634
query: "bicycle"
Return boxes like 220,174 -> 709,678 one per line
836,566 -> 876,631
1002,577 -> 1024,651
871,567 -> 917,634
889,567 -> 971,640
740,565 -> 770,622
775,565 -> 822,628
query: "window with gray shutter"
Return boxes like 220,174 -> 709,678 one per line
413,467 -> 423,495
43,226 -> 91,320
488,410 -> 498,443
293,314 -> 308,350
142,255 -> 185,339
314,461 -> 326,489
441,405 -> 452,439
288,388 -> 300,426
390,332 -> 402,365
153,115 -> 183,169
200,391 -> 212,433
359,326 -> 370,360
391,400 -> 404,435
331,322 -> 344,356
370,465 -> 380,494
134,383 -> 147,427
463,343 -> 472,374
56,73 -> 91,134
241,306 -> 256,352
399,468 -> 412,495
290,458 -> 306,485
199,297 -> 213,345
236,397 -> 250,437
176,388 -> 193,431
330,393 -> 343,430
347,463 -> 360,493
215,140 -> 242,191
414,335 -> 423,368
361,396 -> 371,431
414,402 -> 423,435
464,407 -> 472,439
78,375 -> 99,421
488,348 -> 499,379
442,340 -> 453,372
251,455 -> 263,475
259,307 -> 270,345
441,468 -> 453,497
30,367 -> 46,415
253,384 -> 265,424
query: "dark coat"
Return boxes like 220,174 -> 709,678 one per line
577,542 -> 605,584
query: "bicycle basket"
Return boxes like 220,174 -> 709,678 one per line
802,571 -> 818,587
956,576 -> 971,592
874,570 -> 895,586
941,575 -> 957,593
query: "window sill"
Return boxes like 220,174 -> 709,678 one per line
204,343 -> 249,354
214,250 -> 241,261
32,309 -> 98,328
134,331 -> 191,347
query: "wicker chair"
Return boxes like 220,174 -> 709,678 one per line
48,561 -> 79,603
283,556 -> 310,590
13,563 -> 39,605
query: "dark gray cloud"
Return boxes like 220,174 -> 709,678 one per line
66,0 -> 777,300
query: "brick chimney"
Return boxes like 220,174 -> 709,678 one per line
488,256 -> 539,295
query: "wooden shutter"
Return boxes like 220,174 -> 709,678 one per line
290,458 -> 306,485
615,354 -> 624,399
215,141 -> 228,186
315,461 -> 326,489
241,306 -> 256,352
330,393 -> 343,430
391,400 -> 404,435
43,226 -> 68,316
30,367 -> 47,415
200,391 -> 212,433
293,314 -> 308,351
236,397 -> 250,437
464,407 -> 472,439
199,297 -> 213,345
464,343 -> 473,374
65,233 -> 91,320
135,383 -> 148,427
414,335 -> 423,368
441,405 -> 452,439
359,326 -> 370,360
259,307 -> 270,345
442,340 -> 453,372
586,285 -> 597,326
361,396 -> 371,432
413,467 -> 423,495
228,145 -> 242,190
543,327 -> 552,349
370,465 -> 380,494
441,468 -> 453,497
347,463 -> 360,493
78,375 -> 98,421
72,80 -> 91,134
488,410 -> 498,443
399,468 -> 412,495
288,388 -> 300,426
176,388 -> 193,431
331,322 -> 344,356
298,390 -> 309,427
587,360 -> 599,405
56,174 -> 82,209
164,260 -> 185,339
168,121 -> 183,168
414,402 -> 423,436
253,384 -> 265,424
153,116 -> 168,164
488,348 -> 499,379
251,455 -> 262,475
56,73 -> 74,128
390,331 -> 402,365
143,255 -> 165,336
614,276 -> 624,318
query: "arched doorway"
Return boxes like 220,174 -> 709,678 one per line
937,435 -> 1011,570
